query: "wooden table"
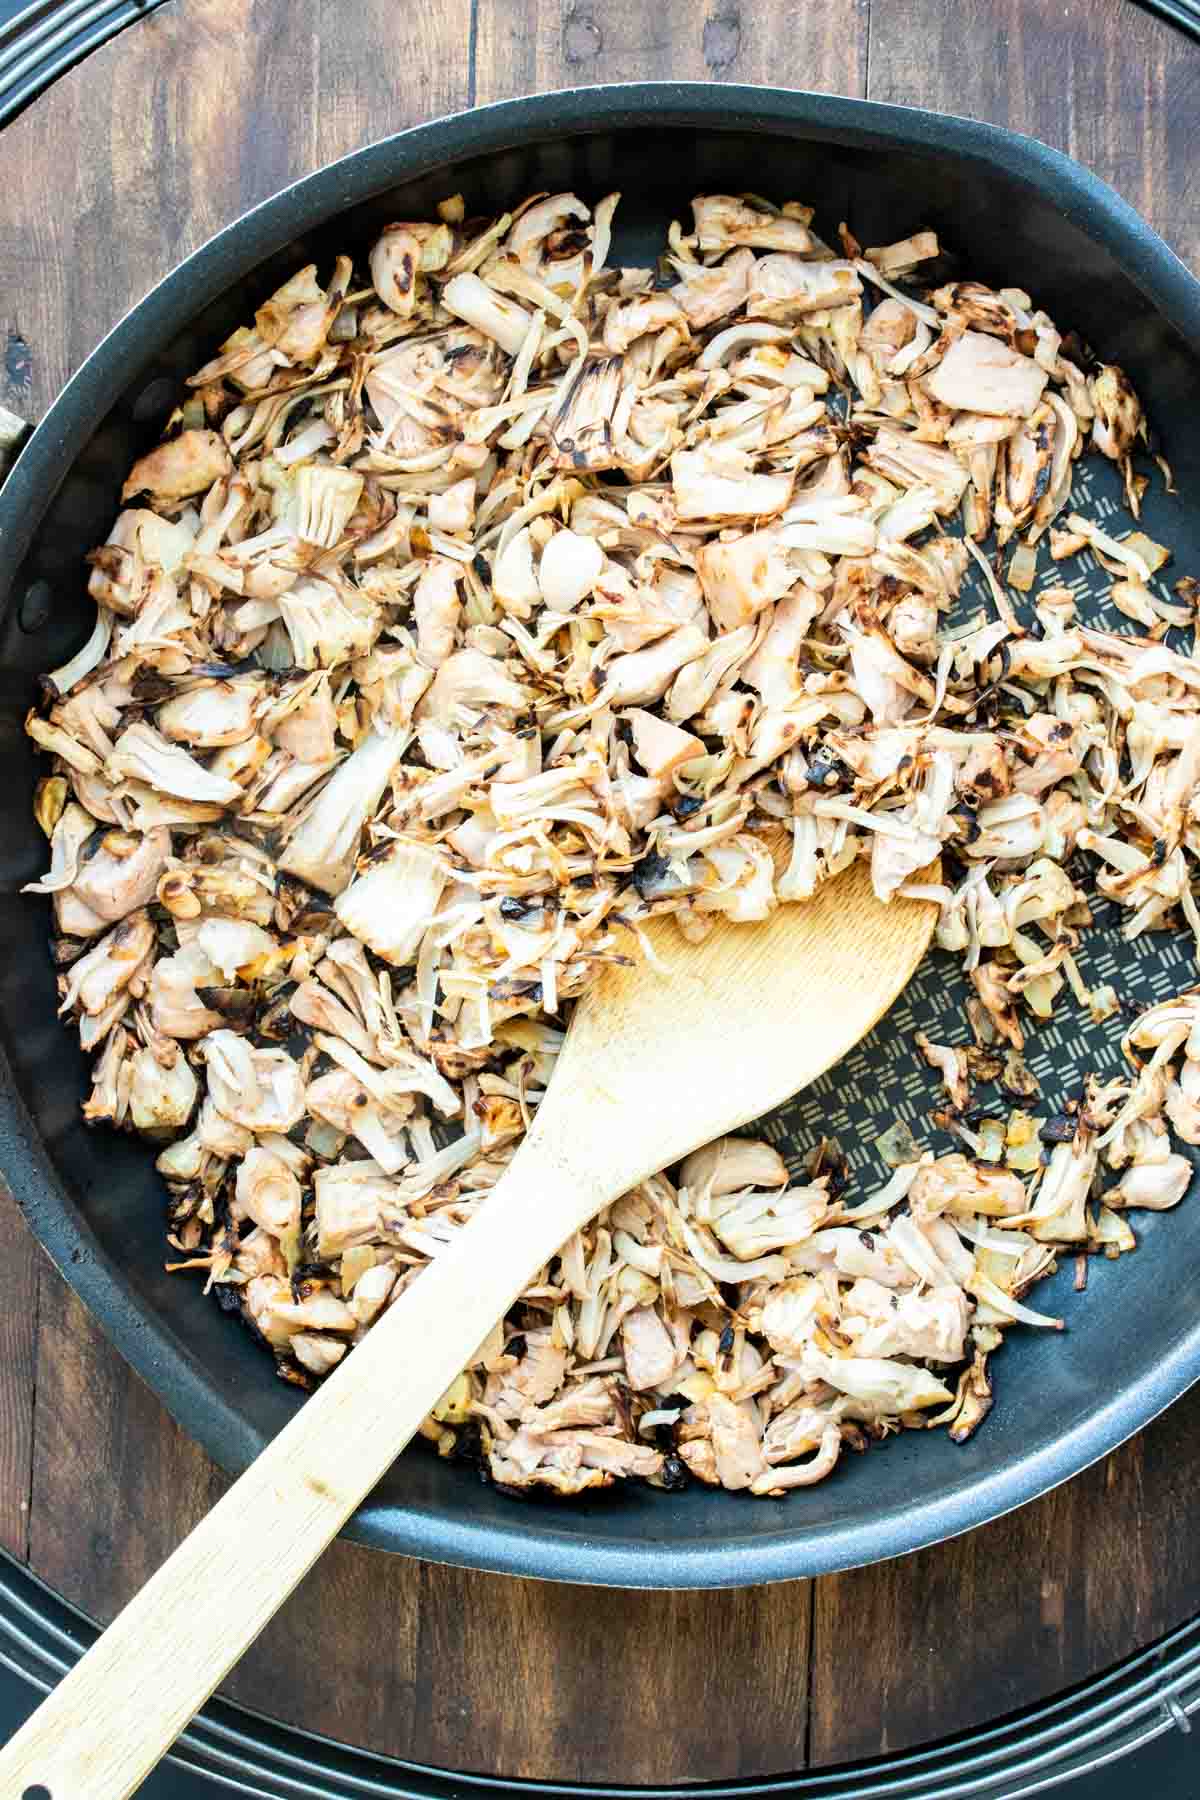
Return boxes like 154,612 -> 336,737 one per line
2,0 -> 1200,1781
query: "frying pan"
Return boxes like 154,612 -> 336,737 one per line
3,83 -> 1200,1590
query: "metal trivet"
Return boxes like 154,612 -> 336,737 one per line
0,0 -> 172,128
0,1551 -> 1197,1799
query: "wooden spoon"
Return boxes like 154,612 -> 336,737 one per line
0,859 -> 936,1799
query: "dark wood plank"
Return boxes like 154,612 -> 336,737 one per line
866,0 -> 1200,274
0,1181 -> 41,1560
414,1565 -> 812,1782
316,0 -> 472,164
0,0 -> 475,426
475,0 -> 869,102
27,1261 -> 423,1755
810,1388 -> 1200,1764
28,1267 -> 228,1606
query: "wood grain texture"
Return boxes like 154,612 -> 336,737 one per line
867,0 -> 1200,271
415,1565 -> 812,1781
545,857 -> 936,1196
0,0 -> 474,425
1,0 -> 1200,1781
474,0 -> 869,104
0,1181 -> 40,1560
13,1178 -> 546,1797
28,1270 -> 426,1761
809,1385 -> 1200,1764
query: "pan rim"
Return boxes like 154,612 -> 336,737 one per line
4,81 -> 1200,1587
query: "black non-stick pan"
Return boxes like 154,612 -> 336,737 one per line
3,83 -> 1200,1588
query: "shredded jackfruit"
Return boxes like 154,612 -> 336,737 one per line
26,186 -> 1199,1497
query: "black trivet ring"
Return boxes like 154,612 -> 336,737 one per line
0,1552 -> 1198,1800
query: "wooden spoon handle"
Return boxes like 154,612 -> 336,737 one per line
0,865 -> 936,1795
0,1146 -> 596,1800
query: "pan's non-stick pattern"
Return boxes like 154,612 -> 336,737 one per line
777,446 -> 1200,1196
4,87 -> 1200,1586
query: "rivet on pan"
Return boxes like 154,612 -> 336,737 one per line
18,578 -> 51,633
131,375 -> 175,423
